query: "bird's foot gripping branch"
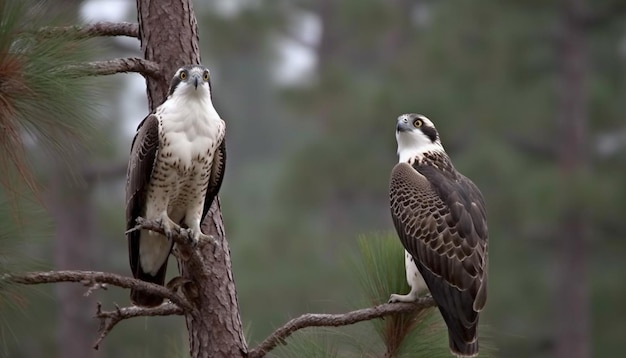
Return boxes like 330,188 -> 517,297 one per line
126,216 -> 216,248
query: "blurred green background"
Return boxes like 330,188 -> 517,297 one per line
1,0 -> 625,357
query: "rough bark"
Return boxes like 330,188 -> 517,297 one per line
136,1 -> 247,356
554,0 -> 590,357
36,22 -> 138,38
67,58 -> 162,78
137,0 -> 201,108
178,201 -> 248,358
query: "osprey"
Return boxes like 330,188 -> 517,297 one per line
125,65 -> 226,307
388,114 -> 488,357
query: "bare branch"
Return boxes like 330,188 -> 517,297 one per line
37,22 -> 139,39
2,270 -> 192,311
248,297 -> 436,358
66,58 -> 163,80
93,302 -> 183,349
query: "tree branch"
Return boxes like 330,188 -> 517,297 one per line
2,270 -> 192,311
37,22 -> 139,39
248,297 -> 436,358
93,302 -> 183,350
66,58 -> 163,80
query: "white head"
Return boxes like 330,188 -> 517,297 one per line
167,65 -> 213,100
395,113 -> 444,163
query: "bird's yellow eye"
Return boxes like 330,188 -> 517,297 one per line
413,119 -> 423,128
179,71 -> 187,80
203,71 -> 209,81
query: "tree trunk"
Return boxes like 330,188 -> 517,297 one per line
554,0 -> 590,356
136,1 -> 247,356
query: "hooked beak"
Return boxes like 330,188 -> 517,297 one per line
396,118 -> 412,133
192,74 -> 200,89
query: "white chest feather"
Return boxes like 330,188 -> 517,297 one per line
158,95 -> 224,169
143,93 -> 224,222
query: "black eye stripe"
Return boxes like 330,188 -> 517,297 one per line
167,66 -> 210,96
421,126 -> 438,143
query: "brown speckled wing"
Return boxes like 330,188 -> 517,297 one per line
125,115 -> 159,281
201,137 -> 226,220
389,161 -> 488,355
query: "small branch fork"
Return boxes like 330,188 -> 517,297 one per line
1,268 -> 192,349
93,302 -> 183,350
2,270 -> 191,311
248,297 -> 436,358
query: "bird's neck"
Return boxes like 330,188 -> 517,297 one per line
410,150 -> 458,178
160,93 -> 219,121
398,144 -> 445,163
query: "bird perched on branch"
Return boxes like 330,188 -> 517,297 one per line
125,65 -> 226,307
388,114 -> 488,357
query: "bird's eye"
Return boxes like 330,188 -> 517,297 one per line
179,71 -> 187,80
203,71 -> 209,81
413,119 -> 423,128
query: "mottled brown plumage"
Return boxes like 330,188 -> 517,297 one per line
126,65 -> 226,307
389,113 -> 488,357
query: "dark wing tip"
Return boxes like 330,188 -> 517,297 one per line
130,289 -> 164,308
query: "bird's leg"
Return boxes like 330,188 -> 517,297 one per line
389,287 -> 420,303
155,212 -> 180,241
389,253 -> 427,303
184,211 -> 215,247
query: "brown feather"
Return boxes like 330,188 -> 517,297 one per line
390,153 -> 488,357
201,137 -> 226,219
125,115 -> 167,307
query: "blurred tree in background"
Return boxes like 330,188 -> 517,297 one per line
2,0 -> 626,357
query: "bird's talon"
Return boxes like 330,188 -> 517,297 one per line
388,293 -> 417,303
201,233 -> 218,246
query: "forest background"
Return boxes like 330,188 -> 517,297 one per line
1,0 -> 625,357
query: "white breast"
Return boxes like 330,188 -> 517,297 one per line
158,93 -> 224,169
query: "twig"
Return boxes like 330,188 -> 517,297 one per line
2,270 -> 192,311
37,22 -> 139,39
93,302 -> 183,349
248,297 -> 436,358
65,58 -> 162,80
83,280 -> 108,297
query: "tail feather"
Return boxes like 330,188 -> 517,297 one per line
130,259 -> 168,307
448,327 -> 479,357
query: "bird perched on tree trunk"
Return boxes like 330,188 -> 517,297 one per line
388,114 -> 488,357
125,65 -> 226,307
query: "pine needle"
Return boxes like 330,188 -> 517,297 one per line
0,0 -> 97,198
351,233 -> 450,357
